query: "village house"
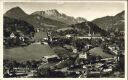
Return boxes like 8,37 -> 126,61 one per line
41,55 -> 60,63
10,32 -> 16,39
79,52 -> 87,60
108,45 -> 120,55
36,28 -> 40,32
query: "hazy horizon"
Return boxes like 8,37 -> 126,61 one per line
4,2 -> 125,21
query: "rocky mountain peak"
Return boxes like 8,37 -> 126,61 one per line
76,17 -> 87,23
45,9 -> 59,13
4,6 -> 28,19
115,10 -> 125,19
43,9 -> 60,16
92,10 -> 125,31
5,6 -> 24,14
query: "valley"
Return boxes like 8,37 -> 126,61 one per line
3,6 -> 125,78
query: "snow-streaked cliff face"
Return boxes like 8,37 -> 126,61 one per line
44,9 -> 59,16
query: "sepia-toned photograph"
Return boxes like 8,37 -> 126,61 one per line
3,1 -> 127,78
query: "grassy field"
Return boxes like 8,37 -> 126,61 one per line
89,47 -> 114,58
34,31 -> 47,41
4,44 -> 55,62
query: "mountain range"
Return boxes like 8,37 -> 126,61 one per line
4,6 -> 125,37
4,7 -> 68,29
31,9 -> 87,25
4,7 -> 87,29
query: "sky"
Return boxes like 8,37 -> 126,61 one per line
4,2 -> 125,21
